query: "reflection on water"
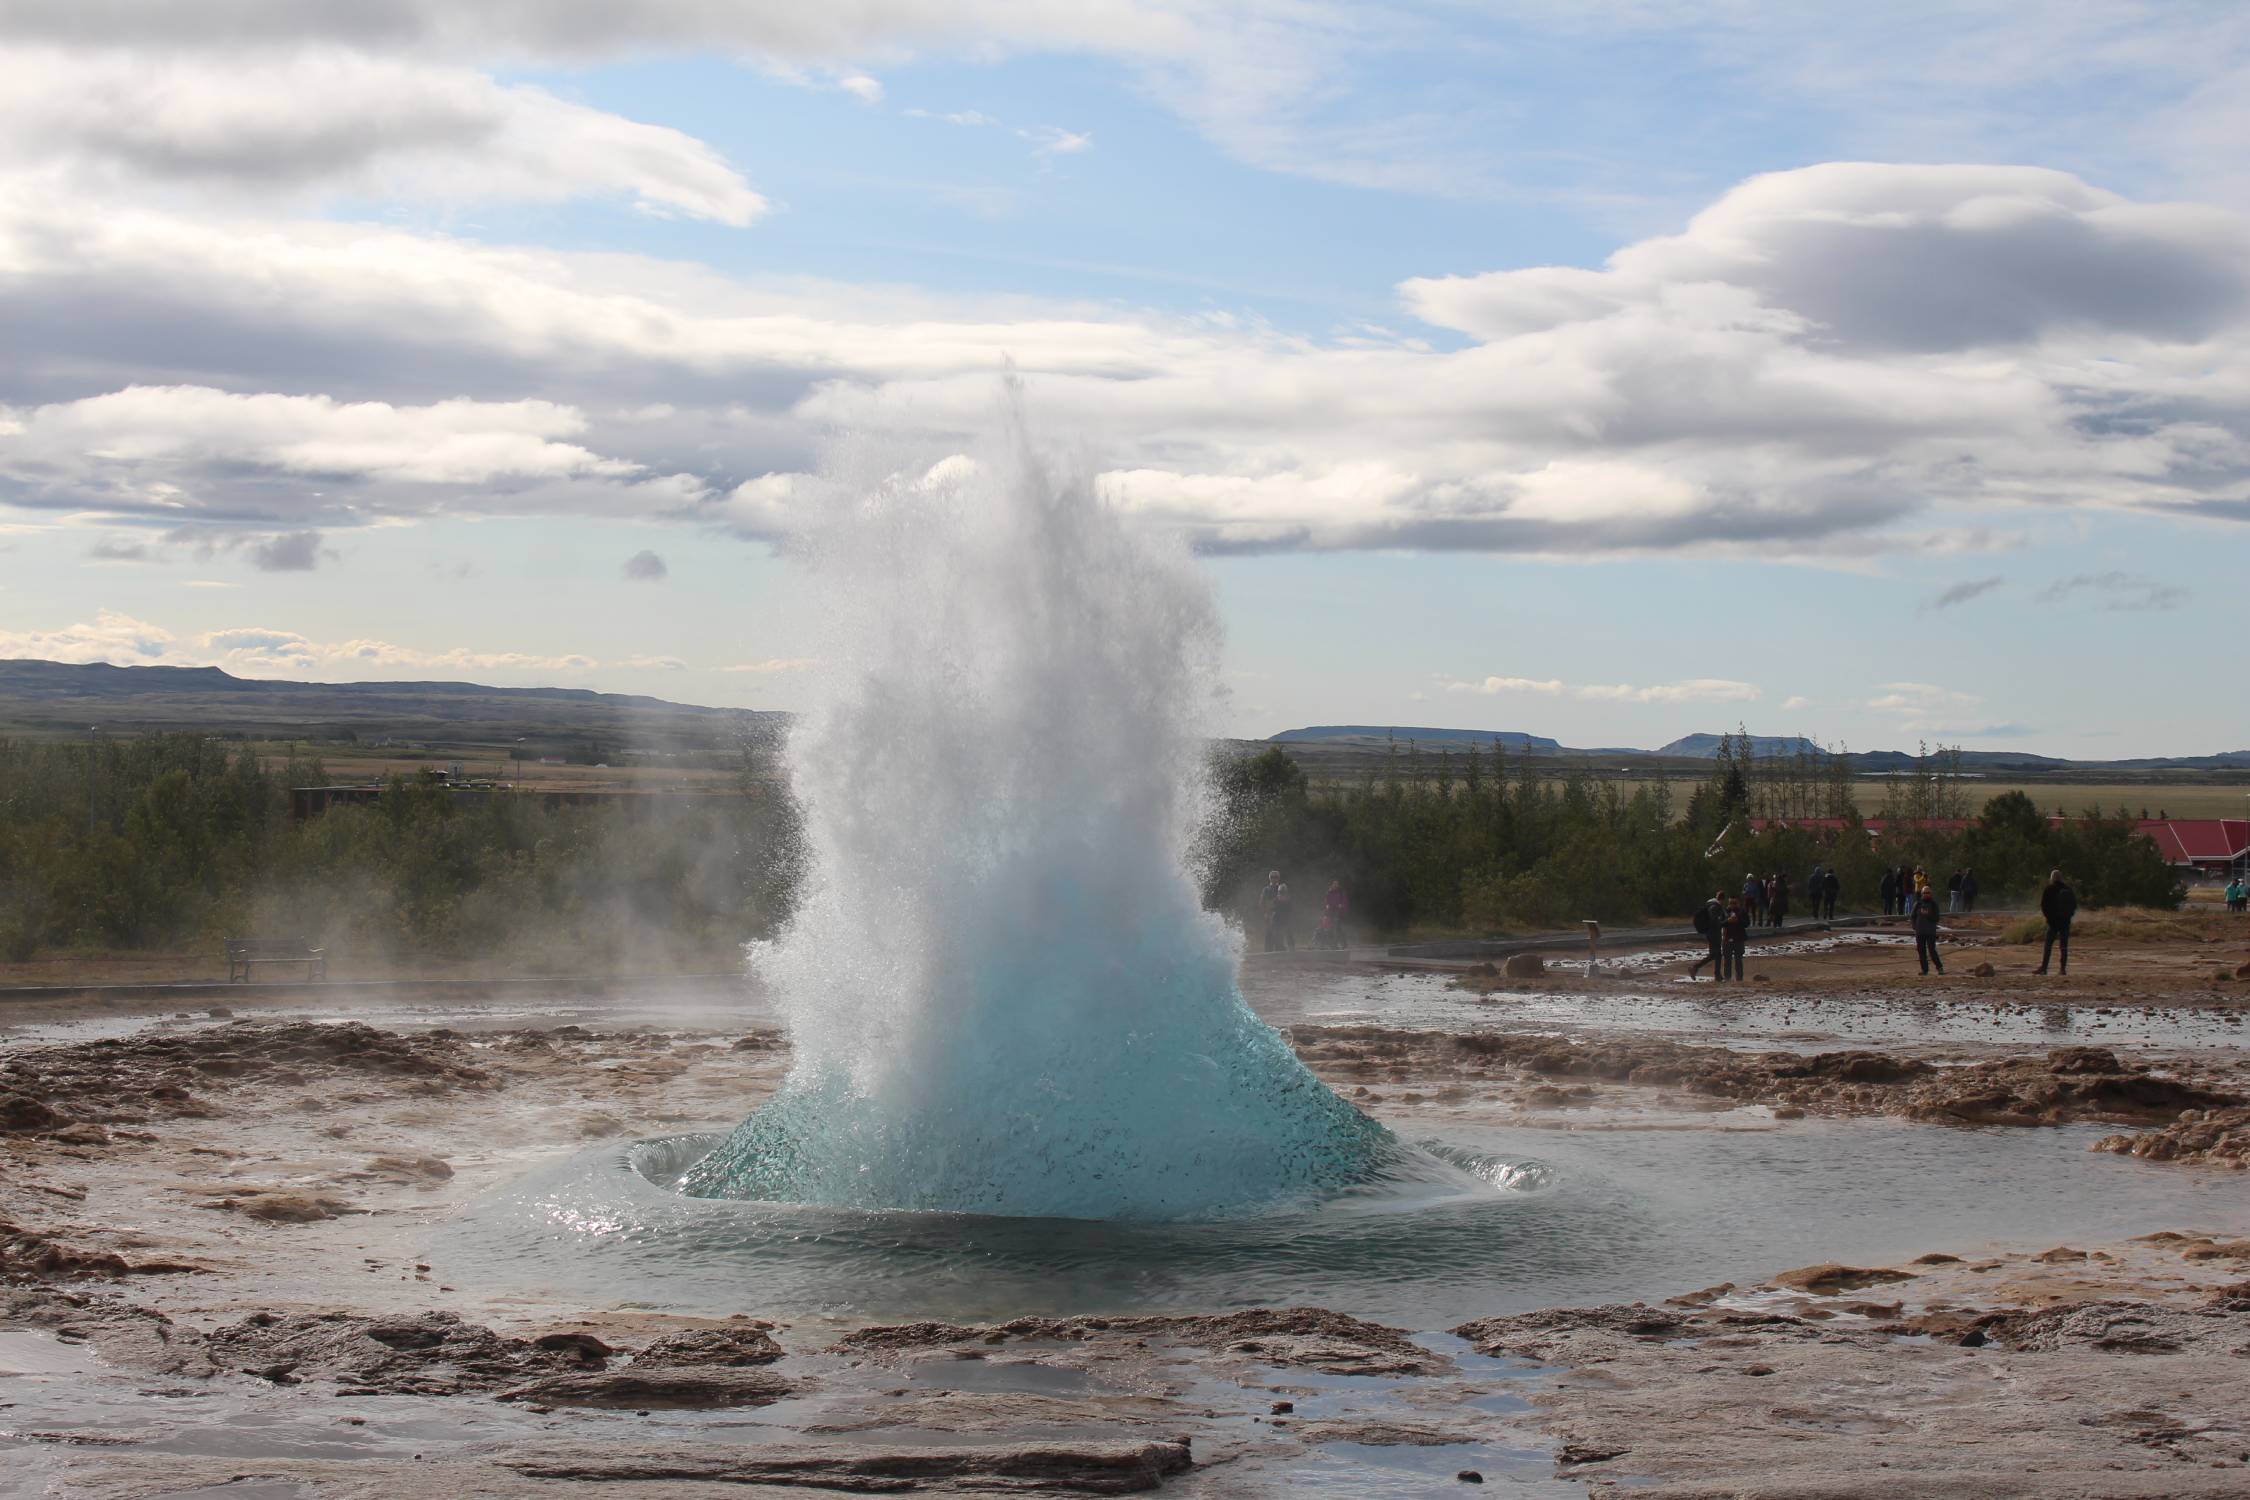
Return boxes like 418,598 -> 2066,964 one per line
433,1114 -> 2250,1330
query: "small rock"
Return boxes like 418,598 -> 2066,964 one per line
1972,963 -> 1996,978
1770,1264 -> 1915,1296
206,1006 -> 234,1019
1457,1471 -> 1485,1484
1270,1400 -> 1294,1414
1501,953 -> 1544,979
0,1091 -> 69,1134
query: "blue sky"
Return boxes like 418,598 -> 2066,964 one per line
1,2 -> 2245,755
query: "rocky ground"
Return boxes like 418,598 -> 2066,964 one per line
5,912 -> 2250,1496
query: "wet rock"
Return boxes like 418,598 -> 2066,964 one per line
1665,1283 -> 1735,1307
1453,1303 -> 1691,1360
1502,953 -> 1545,978
0,1091 -> 70,1133
1769,1264 -> 1915,1296
631,1325 -> 785,1367
203,1190 -> 357,1223
1982,1299 -> 2233,1356
498,1366 -> 793,1409
1457,1471 -> 1484,1484
1558,1443 -> 1628,1465
360,1155 -> 453,1185
1297,1420 -> 1477,1446
1972,962 -> 1997,977
0,1022 -> 493,1128
203,1309 -> 618,1396
841,1307 -> 1438,1377
2094,1106 -> 2250,1168
506,1440 -> 1193,1493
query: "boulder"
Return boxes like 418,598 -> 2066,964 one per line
1501,953 -> 1544,979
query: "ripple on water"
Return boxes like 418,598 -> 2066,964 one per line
431,1114 -> 2250,1330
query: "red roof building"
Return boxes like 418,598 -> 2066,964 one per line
2133,819 -> 2249,876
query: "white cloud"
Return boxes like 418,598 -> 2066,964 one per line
1444,675 -> 1563,695
0,608 -> 602,675
0,45 -> 767,224
200,626 -> 597,676
1441,674 -> 1758,704
1,162 -> 2245,555
1022,125 -> 1093,156
0,608 -> 176,664
1578,679 -> 1762,705
621,653 -> 689,670
837,73 -> 885,104
1781,694 -> 1811,711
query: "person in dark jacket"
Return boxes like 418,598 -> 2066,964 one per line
1689,893 -> 1725,980
1720,897 -> 1748,981
1910,887 -> 1945,974
1878,866 -> 1898,916
1769,872 -> 1789,929
1821,866 -> 1841,920
1946,868 -> 1963,914
1742,872 -> 1765,924
2036,869 -> 2077,975
1960,867 -> 1979,914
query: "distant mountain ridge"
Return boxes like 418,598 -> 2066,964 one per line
1269,725 -> 1563,753
1271,720 -> 2250,774
1654,733 -> 1825,759
0,658 -> 782,746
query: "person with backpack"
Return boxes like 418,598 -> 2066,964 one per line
1910,884 -> 1945,975
1720,897 -> 1749,981
1690,892 -> 1726,980
2036,869 -> 2077,974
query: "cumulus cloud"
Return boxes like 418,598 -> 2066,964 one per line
2037,571 -> 2189,611
622,549 -> 669,581
0,608 -> 176,663
1780,695 -> 1811,711
0,46 -> 768,224
3,161 -> 2247,556
1926,576 -> 2005,611
1867,681 -> 1983,732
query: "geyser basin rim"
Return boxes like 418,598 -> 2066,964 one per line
627,1131 -> 1547,1227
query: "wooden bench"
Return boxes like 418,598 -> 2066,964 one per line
224,937 -> 328,983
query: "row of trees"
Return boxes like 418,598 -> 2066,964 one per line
1202,737 -> 2183,937
0,734 -> 799,966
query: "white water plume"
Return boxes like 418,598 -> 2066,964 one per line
681,400 -> 1383,1220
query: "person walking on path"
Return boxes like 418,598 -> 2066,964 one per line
1947,869 -> 1963,914
1961,867 -> 1979,914
1878,866 -> 1898,916
1690,892 -> 1726,980
1259,871 -> 1287,952
1821,866 -> 1841,921
1720,897 -> 1749,981
1742,872 -> 1765,925
1910,886 -> 1945,975
2036,869 -> 2077,975
1321,880 -> 1349,949
1769,872 -> 1789,929
2226,875 -> 2246,914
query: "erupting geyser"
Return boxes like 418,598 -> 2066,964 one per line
680,408 -> 1385,1220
